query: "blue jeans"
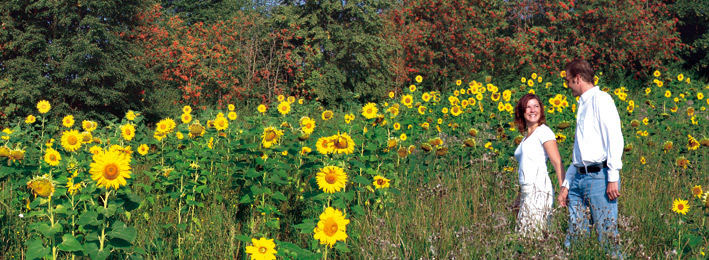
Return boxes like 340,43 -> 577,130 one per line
564,168 -> 622,257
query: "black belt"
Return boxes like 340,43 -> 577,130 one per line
576,161 -> 608,174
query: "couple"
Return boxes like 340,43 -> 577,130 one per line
513,59 -> 623,257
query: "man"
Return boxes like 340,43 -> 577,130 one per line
557,59 -> 624,258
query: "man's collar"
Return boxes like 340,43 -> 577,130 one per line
579,86 -> 599,103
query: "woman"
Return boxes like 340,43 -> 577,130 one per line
513,94 -> 565,237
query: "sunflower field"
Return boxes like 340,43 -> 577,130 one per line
1,70 -> 708,259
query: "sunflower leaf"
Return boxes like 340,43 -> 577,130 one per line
57,234 -> 83,252
108,221 -> 137,243
26,239 -> 50,260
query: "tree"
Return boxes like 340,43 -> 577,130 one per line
0,0 -> 151,121
274,0 -> 399,105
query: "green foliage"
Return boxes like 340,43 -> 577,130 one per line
672,0 -> 709,80
274,0 -> 399,105
0,0 -> 153,122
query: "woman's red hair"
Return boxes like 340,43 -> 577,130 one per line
514,94 -> 546,134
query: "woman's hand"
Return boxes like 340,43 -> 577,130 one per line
557,187 -> 569,207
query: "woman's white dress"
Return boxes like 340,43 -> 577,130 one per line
513,124 -> 556,236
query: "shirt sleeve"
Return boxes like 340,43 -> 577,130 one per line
597,94 -> 624,183
562,164 -> 576,189
538,125 -> 556,144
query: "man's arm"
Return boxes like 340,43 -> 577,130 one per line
598,94 -> 623,200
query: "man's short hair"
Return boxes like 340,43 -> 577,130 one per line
565,59 -> 594,84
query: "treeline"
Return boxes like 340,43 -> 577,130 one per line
1,0 -> 706,122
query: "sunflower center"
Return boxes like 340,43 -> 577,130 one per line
125,129 -> 132,135
306,123 -> 312,129
68,135 -> 78,145
259,246 -> 267,254
265,131 -> 276,141
366,108 -> 372,114
324,218 -> 339,236
377,179 -> 385,185
334,137 -> 348,149
325,171 -> 337,184
103,163 -> 120,180
160,124 -> 167,130
678,204 -> 684,210
49,154 -> 56,161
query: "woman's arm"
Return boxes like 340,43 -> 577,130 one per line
543,140 -> 565,188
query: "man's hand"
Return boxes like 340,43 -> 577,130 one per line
607,181 -> 620,201
557,187 -> 569,207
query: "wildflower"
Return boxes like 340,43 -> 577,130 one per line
361,103 -> 378,119
27,175 -> 55,198
245,237 -> 277,260
37,100 -> 51,114
25,115 -> 36,124
691,185 -> 703,198
373,175 -> 390,189
671,199 -> 689,215
90,149 -> 131,190
316,166 -> 347,193
313,207 -> 350,247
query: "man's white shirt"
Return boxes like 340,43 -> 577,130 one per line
562,86 -> 624,189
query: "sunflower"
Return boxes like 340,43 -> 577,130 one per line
137,144 -> 149,155
316,166 -> 347,193
156,118 -> 176,134
300,117 -> 316,135
82,120 -> 97,132
316,136 -> 334,154
301,146 -> 312,155
181,105 -> 192,114
491,92 -> 501,102
691,185 -> 703,198
25,115 -> 36,124
228,104 -> 235,111
676,156 -> 689,169
228,111 -> 237,120
388,91 -> 395,98
387,105 -> 400,117
245,237 -> 277,260
321,110 -> 334,121
415,75 -> 423,83
450,106 -> 462,116
417,105 -> 426,115
62,115 -> 75,128
688,134 -> 700,150
277,101 -> 291,115
653,70 -> 661,77
372,175 -> 391,189
361,103 -> 378,119
90,149 -> 131,190
257,104 -> 267,114
189,121 -> 205,138
409,84 -> 417,92
181,113 -> 192,124
44,148 -> 61,166
27,175 -> 55,198
672,199 -> 689,215
37,100 -> 51,114
60,130 -> 82,152
261,127 -> 283,148
331,132 -> 355,154
401,94 -> 414,108
677,73 -> 684,81
422,92 -> 431,102
344,114 -> 354,124
287,96 -> 296,103
400,133 -> 407,141
213,115 -> 228,131
125,110 -> 137,121
313,207 -> 350,247
120,124 -> 136,141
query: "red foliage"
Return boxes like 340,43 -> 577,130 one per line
387,0 -> 684,83
127,4 -> 301,108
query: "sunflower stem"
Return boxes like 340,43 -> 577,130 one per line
99,189 -> 111,252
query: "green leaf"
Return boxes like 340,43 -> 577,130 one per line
334,242 -> 351,253
78,210 -> 99,226
107,221 -> 137,243
293,220 -> 316,234
239,194 -> 252,204
272,192 -> 287,201
277,241 -> 318,259
235,234 -> 251,243
26,239 -> 50,260
353,175 -> 371,185
57,234 -> 83,252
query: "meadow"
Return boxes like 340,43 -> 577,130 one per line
0,70 -> 707,259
